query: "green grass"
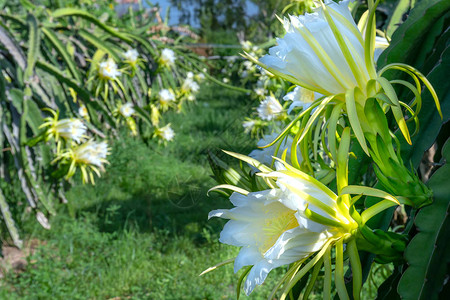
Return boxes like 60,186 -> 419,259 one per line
0,83 -> 288,299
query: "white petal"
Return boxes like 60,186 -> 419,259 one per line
296,211 -> 329,233
275,172 -> 336,210
244,260 -> 274,295
208,209 -> 229,219
229,192 -> 250,207
234,246 -> 262,272
265,228 -> 330,261
219,220 -> 262,247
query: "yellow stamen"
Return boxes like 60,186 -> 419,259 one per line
260,209 -> 299,254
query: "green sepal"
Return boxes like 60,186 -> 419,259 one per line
357,225 -> 406,263
363,98 -> 392,142
346,87 -> 369,155
236,266 -> 252,300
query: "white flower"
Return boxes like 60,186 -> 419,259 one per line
181,78 -> 200,93
99,58 -> 121,80
78,105 -> 88,118
241,40 -> 252,52
256,75 -> 268,88
209,161 -> 360,295
254,87 -> 265,97
223,78 -> 230,83
257,95 -> 283,121
158,89 -> 175,105
124,49 -> 139,63
259,0 -> 371,95
243,120 -> 255,133
187,95 -> 196,101
243,61 -> 253,70
241,70 -> 249,78
256,80 -> 264,88
249,132 -> 299,167
157,124 -> 175,141
72,140 -> 109,169
209,168 -> 349,294
119,102 -> 135,118
187,71 -> 194,79
283,86 -> 322,114
195,73 -> 206,81
54,118 -> 87,143
160,48 -> 176,66
57,139 -> 109,184
259,74 -> 268,82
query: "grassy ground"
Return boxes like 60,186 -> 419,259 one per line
0,83 -> 289,299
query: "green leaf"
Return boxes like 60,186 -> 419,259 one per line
24,97 -> 44,135
24,14 -> 40,80
78,29 -> 120,61
125,32 -> 157,56
376,267 -> 402,300
35,60 -> 91,102
0,24 -> 26,70
21,97 -> 56,216
19,0 -> 35,11
9,88 -> 24,114
87,49 -> 106,81
347,139 -> 370,185
41,27 -> 82,82
397,138 -> 450,299
0,186 -> 23,248
385,0 -> 412,38
378,0 -> 450,70
51,8 -> 132,43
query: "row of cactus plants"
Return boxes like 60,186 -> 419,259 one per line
0,0 -> 208,247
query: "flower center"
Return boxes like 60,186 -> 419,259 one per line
300,89 -> 315,104
260,209 -> 299,254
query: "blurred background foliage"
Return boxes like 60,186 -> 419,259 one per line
0,0 -> 209,248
